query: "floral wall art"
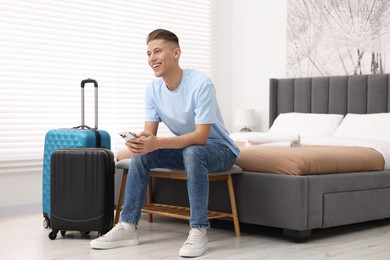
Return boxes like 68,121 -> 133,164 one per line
287,0 -> 390,77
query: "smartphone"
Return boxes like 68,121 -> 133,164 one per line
119,131 -> 137,141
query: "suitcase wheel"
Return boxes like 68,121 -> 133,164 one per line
43,218 -> 50,229
49,230 -> 58,240
80,231 -> 91,237
60,230 -> 66,237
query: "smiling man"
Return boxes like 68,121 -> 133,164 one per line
90,29 -> 240,258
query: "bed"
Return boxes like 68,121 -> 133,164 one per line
150,73 -> 390,239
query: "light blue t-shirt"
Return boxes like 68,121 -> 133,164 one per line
145,69 -> 240,157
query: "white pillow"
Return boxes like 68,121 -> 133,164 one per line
333,113 -> 390,142
269,112 -> 344,137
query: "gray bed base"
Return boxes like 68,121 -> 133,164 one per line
152,74 -> 390,238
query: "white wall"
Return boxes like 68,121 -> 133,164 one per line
219,0 -> 287,132
216,0 -> 233,130
0,0 -> 288,211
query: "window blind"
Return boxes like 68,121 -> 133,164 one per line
0,0 -> 218,175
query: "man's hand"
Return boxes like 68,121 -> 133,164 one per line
124,123 -> 211,155
125,131 -> 159,155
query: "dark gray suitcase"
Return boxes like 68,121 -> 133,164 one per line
48,148 -> 115,240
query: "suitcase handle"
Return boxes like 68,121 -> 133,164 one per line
80,78 -> 98,129
81,78 -> 98,88
73,125 -> 102,147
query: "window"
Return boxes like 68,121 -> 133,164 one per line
0,0 -> 218,175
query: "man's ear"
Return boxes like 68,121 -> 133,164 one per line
174,48 -> 181,60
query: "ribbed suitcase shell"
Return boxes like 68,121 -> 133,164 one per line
42,129 -> 110,222
49,148 -> 114,239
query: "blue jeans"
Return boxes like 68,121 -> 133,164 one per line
120,142 -> 237,228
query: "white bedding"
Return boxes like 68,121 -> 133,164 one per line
234,112 -> 390,170
230,132 -> 300,146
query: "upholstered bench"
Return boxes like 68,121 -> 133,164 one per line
115,159 -> 242,236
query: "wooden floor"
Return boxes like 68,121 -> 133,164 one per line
2,210 -> 390,259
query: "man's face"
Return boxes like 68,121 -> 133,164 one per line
147,39 -> 180,78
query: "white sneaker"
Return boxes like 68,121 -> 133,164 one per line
90,222 -> 139,249
179,228 -> 208,257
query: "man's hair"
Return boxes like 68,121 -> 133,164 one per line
146,29 -> 180,47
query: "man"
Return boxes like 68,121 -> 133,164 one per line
91,29 -> 240,258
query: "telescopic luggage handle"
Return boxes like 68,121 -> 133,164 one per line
80,78 -> 98,129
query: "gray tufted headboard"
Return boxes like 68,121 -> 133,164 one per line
269,74 -> 390,127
